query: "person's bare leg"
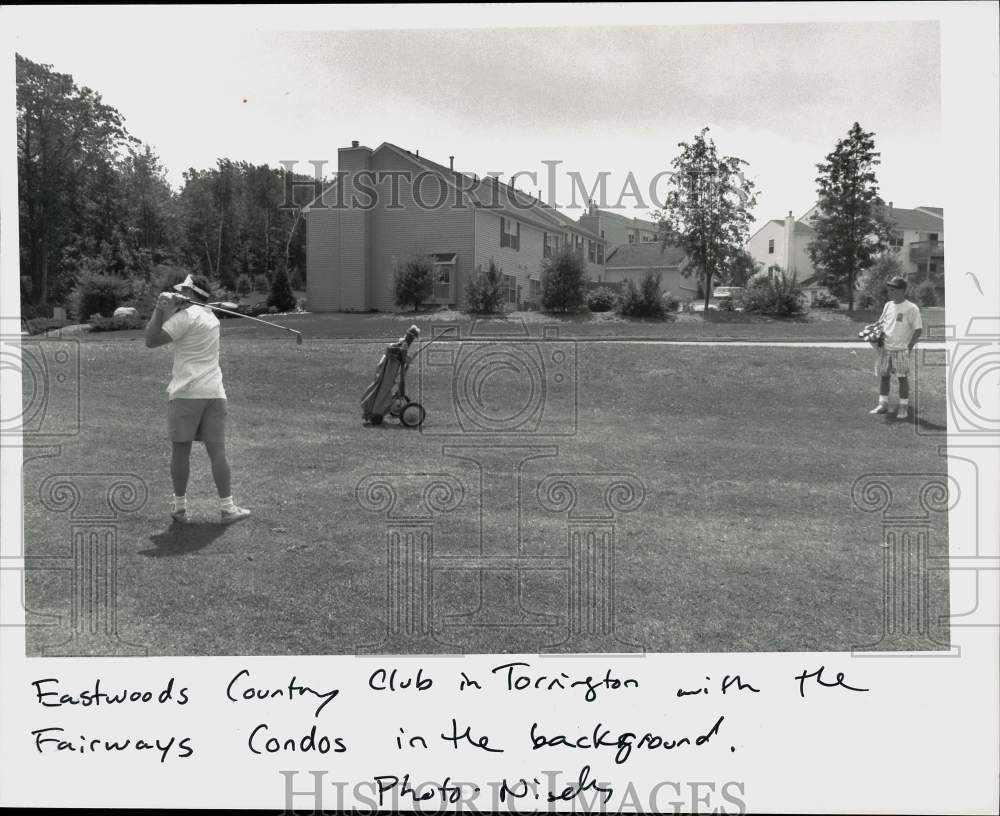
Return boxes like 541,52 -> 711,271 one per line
171,442 -> 193,521
897,376 -> 910,419
205,441 -> 249,523
870,375 -> 892,414
204,441 -> 231,498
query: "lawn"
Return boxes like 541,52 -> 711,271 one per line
22,322 -> 950,655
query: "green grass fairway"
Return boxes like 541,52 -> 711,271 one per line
23,325 -> 950,655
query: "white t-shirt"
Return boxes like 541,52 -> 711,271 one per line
162,305 -> 226,400
879,299 -> 923,352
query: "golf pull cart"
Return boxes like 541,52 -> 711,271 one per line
361,324 -> 450,428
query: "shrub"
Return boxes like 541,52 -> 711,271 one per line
662,291 -> 680,312
465,260 -> 506,314
253,273 -> 270,294
914,280 -> 938,307
127,266 -> 192,319
21,301 -> 54,320
235,274 -> 253,296
288,267 -> 305,291
811,291 -> 841,309
586,287 -> 618,313
238,302 -> 270,317
541,247 -> 587,313
67,272 -> 130,321
743,269 -> 804,317
394,256 -> 434,312
25,317 -> 71,336
618,271 -> 667,319
267,266 -> 298,313
857,253 -> 904,311
89,314 -> 146,332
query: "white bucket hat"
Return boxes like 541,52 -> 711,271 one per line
173,274 -> 210,299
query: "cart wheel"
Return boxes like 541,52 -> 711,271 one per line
400,402 -> 426,428
389,396 -> 407,417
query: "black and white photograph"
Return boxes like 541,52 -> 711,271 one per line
1,3 -> 997,813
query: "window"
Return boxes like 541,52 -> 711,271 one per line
888,231 -> 904,249
768,238 -> 775,254
500,217 -> 520,251
431,253 -> 456,302
628,231 -> 635,243
588,240 -> 596,263
543,231 -> 559,258
929,263 -> 938,274
529,279 -> 541,299
596,243 -> 604,265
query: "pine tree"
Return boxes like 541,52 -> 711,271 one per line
267,266 -> 297,312
807,123 -> 891,311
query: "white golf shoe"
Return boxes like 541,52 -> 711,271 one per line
221,506 -> 251,525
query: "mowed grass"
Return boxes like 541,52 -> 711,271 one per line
23,329 -> 950,655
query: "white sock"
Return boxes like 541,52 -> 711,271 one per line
899,399 -> 909,407
220,496 -> 236,512
878,395 -> 889,405
173,495 -> 186,512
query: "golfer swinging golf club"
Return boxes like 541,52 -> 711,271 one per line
144,273 -> 250,524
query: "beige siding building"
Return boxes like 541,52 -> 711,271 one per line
749,203 -> 945,303
602,243 -> 696,302
305,142 -> 607,312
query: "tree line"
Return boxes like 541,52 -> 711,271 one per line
16,54 -> 315,314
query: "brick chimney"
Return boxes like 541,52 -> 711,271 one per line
335,140 -> 374,309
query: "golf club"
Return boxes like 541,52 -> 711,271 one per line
406,325 -> 457,362
171,294 -> 303,344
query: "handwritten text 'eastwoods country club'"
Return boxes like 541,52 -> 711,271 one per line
26,662 -> 866,768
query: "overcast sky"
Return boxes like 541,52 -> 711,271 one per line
7,9 -> 942,232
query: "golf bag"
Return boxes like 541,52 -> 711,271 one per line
361,325 -> 427,427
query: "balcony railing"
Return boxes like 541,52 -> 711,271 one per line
910,240 -> 944,261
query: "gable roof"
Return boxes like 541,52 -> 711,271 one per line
882,206 -> 943,233
305,142 -> 604,240
604,242 -> 686,269
593,208 -> 659,231
749,217 -> 814,242
798,203 -> 944,233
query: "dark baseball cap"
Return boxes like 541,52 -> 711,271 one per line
886,276 -> 908,290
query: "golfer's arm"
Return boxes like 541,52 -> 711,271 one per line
144,308 -> 173,348
908,328 -> 922,351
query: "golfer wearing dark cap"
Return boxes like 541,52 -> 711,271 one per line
144,273 -> 250,524
869,275 -> 923,420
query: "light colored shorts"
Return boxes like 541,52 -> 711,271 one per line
168,398 -> 227,443
876,349 -> 911,378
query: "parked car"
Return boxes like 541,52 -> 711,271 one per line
711,286 -> 746,311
